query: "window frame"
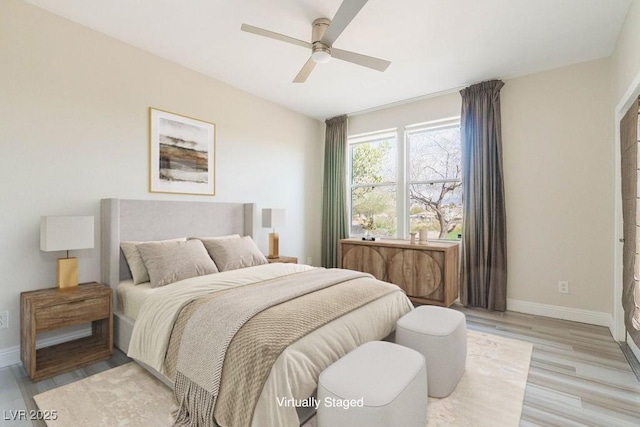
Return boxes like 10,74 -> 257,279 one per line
405,119 -> 462,240
347,129 -> 398,238
347,118 -> 462,241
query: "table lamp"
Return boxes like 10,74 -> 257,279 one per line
40,216 -> 94,291
262,208 -> 285,259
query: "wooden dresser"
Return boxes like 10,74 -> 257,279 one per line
339,238 -> 460,307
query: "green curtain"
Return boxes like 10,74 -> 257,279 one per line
322,115 -> 349,268
460,80 -> 507,311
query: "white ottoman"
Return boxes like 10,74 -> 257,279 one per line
396,306 -> 466,398
317,341 -> 427,427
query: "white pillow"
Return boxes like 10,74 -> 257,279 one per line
189,234 -> 241,241
120,237 -> 187,284
136,239 -> 219,288
201,236 -> 268,272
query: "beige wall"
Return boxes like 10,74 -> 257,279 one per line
348,92 -> 461,136
501,58 -> 613,314
0,0 -> 323,352
349,58 -> 614,318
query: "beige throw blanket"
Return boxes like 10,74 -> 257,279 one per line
172,269 -> 398,427
129,264 -> 317,374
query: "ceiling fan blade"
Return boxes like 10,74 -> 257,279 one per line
241,23 -> 312,49
331,48 -> 390,72
293,58 -> 317,83
320,0 -> 369,46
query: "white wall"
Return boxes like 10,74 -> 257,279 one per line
612,0 -> 640,104
348,58 -> 615,324
0,0 -> 323,354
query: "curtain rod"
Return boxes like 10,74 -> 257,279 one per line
346,76 -> 504,118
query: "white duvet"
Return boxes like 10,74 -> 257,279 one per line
128,263 -> 413,427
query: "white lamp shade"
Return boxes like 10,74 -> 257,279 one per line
262,209 -> 286,229
40,216 -> 95,252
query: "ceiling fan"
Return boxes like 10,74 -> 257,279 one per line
241,0 -> 391,83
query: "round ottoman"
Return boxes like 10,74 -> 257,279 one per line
396,305 -> 467,398
317,341 -> 427,427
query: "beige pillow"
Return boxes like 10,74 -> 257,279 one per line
120,237 -> 187,284
137,239 -> 219,288
202,235 -> 267,272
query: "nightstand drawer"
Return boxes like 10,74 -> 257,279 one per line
266,256 -> 298,264
35,296 -> 110,332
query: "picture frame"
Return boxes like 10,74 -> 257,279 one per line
149,107 -> 216,196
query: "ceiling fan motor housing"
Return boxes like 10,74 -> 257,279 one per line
312,18 -> 331,42
311,18 -> 331,63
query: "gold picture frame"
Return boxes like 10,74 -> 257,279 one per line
149,107 -> 216,196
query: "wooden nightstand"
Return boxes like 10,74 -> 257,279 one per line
267,256 -> 298,264
20,282 -> 113,381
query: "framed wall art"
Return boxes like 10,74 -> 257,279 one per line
149,107 -> 216,195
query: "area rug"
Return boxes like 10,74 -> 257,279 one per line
33,362 -> 175,426
428,330 -> 532,427
34,330 -> 532,427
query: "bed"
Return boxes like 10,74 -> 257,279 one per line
100,198 -> 413,427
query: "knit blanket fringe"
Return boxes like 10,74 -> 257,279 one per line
173,371 -> 218,427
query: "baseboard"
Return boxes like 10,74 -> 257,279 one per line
628,333 -> 640,364
507,299 -> 613,329
0,327 -> 91,369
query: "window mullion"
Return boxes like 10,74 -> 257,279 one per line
409,179 -> 462,185
351,182 -> 396,189
397,126 -> 407,239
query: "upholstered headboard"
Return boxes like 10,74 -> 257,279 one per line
100,198 -> 256,304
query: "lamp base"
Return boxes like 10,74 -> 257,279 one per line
267,232 -> 280,259
57,258 -> 79,291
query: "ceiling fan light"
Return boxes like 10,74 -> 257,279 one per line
312,48 -> 331,64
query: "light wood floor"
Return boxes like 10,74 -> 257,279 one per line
454,305 -> 640,426
1,307 -> 639,426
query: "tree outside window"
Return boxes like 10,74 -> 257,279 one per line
408,125 -> 462,240
349,136 -> 397,237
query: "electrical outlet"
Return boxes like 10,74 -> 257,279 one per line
558,281 -> 570,294
0,311 -> 8,329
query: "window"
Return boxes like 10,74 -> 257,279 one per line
348,130 -> 397,237
348,119 -> 461,240
407,124 -> 462,240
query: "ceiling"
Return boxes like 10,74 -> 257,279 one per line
24,0 -> 632,120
